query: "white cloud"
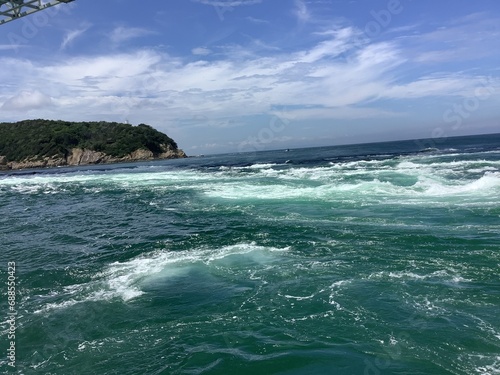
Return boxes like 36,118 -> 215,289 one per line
295,27 -> 354,63
272,106 -> 402,121
37,50 -> 163,93
246,16 -> 269,24
1,22 -> 499,152
1,29 -> 492,119
0,45 -> 22,50
0,30 -> 400,123
109,26 -> 155,45
192,47 -> 212,56
403,13 -> 500,63
382,75 -> 500,99
192,0 -> 262,7
61,23 -> 91,50
1,90 -> 53,111
294,0 -> 310,23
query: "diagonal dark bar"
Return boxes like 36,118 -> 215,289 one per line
0,0 -> 74,25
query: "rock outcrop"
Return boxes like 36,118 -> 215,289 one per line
1,144 -> 186,171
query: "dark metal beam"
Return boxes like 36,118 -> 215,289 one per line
0,0 -> 74,25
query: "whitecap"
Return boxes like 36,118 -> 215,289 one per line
247,163 -> 277,169
35,243 -> 290,313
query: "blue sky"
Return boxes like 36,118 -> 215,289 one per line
1,0 -> 499,154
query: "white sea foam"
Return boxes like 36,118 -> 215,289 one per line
282,293 -> 316,301
2,151 -> 498,204
35,243 -> 290,313
330,280 -> 351,289
202,157 -> 500,201
473,316 -> 500,341
327,280 -> 352,310
417,172 -> 500,196
367,270 -> 468,284
204,183 -> 322,200
0,169 -> 204,186
247,163 -> 277,169
470,354 -> 500,375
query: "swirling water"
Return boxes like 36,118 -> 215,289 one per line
1,134 -> 499,374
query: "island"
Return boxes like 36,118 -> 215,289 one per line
0,119 -> 187,170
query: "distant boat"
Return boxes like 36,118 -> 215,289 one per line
284,149 -> 290,152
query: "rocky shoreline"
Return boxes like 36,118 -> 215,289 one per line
0,145 -> 186,171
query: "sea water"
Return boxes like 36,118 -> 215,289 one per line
0,134 -> 499,374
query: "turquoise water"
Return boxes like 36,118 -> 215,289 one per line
1,134 -> 499,374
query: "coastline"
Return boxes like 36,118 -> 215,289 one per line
0,146 -> 187,172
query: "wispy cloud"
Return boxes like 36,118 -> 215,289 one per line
382,74 -> 493,99
192,0 -> 262,6
192,47 -> 212,56
386,23 -> 420,34
109,26 -> 156,45
0,45 -> 23,50
293,0 -> 311,23
404,13 -> 500,63
60,23 -> 91,50
294,27 -> 354,63
246,16 -> 269,24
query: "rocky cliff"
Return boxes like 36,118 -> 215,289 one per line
1,144 -> 186,171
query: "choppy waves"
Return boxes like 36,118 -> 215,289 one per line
1,140 -> 499,374
1,151 -> 499,205
33,243 -> 290,313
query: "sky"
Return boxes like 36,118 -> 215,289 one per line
0,0 -> 499,154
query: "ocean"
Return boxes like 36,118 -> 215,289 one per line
1,133 -> 499,375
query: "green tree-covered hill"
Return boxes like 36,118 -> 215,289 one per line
0,119 -> 183,162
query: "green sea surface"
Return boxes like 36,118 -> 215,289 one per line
1,134 -> 499,374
